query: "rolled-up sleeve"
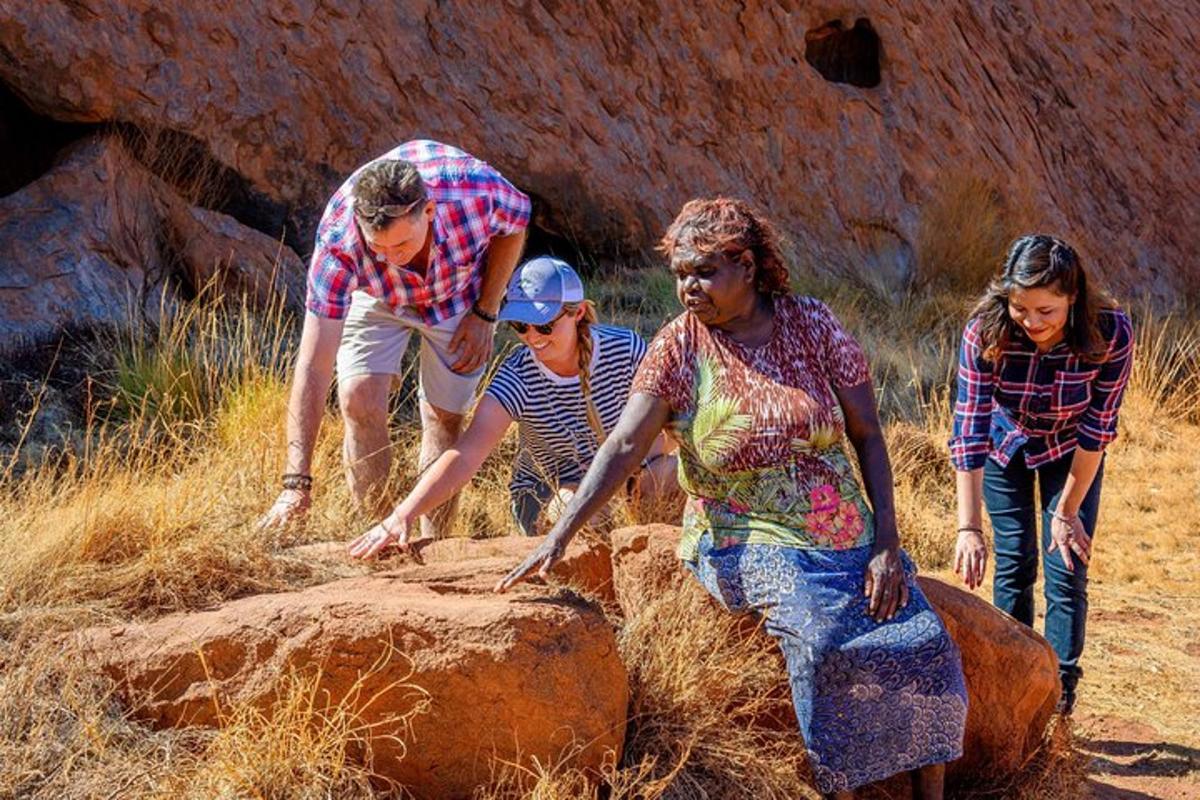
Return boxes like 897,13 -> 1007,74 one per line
485,172 -> 531,238
949,319 -> 995,471
306,191 -> 359,320
1076,309 -> 1134,451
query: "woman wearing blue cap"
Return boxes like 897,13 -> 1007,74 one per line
348,257 -> 681,558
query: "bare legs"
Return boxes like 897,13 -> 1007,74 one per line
415,398 -> 464,538
339,374 -> 392,515
339,375 -> 463,536
826,763 -> 944,800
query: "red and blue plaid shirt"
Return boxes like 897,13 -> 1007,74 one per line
949,307 -> 1134,471
305,140 -> 531,325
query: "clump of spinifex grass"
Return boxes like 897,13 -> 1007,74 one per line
611,590 -> 818,800
0,631 -> 192,800
154,646 -> 430,799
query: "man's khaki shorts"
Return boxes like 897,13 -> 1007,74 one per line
335,291 -> 484,414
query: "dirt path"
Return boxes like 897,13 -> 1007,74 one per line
1077,713 -> 1200,800
930,564 -> 1199,799
1072,580 -> 1200,800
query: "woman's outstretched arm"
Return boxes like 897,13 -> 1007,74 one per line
348,395 -> 513,560
495,392 -> 671,591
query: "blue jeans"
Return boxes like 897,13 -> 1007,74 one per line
982,448 -> 1104,699
510,481 -> 557,537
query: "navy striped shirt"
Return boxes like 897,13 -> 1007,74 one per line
484,325 -> 647,493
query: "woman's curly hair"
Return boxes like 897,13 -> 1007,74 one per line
658,198 -> 791,295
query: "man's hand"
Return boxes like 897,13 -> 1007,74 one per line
448,311 -> 495,374
257,489 -> 311,530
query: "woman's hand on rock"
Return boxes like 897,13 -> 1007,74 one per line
348,513 -> 427,562
864,545 -> 909,623
954,529 -> 988,590
494,536 -> 566,593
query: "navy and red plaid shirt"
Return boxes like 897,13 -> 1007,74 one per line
949,307 -> 1134,471
306,140 -> 531,325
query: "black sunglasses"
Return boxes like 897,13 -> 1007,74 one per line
508,310 -> 567,336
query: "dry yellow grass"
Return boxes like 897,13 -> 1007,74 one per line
913,172 -> 1036,294
1,258 -> 1197,798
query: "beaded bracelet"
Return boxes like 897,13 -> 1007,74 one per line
470,302 -> 498,324
281,473 -> 313,492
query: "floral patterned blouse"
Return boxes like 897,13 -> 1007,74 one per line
632,295 -> 877,562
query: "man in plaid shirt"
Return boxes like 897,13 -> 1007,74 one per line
259,140 -> 531,536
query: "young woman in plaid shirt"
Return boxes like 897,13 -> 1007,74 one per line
950,235 -> 1134,714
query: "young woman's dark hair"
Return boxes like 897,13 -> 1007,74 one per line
970,234 -> 1114,361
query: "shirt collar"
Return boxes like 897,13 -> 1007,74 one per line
1011,328 -> 1069,355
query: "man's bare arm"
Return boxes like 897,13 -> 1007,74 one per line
259,312 -> 344,528
449,230 -> 526,373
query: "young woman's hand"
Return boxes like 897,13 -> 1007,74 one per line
954,529 -> 989,589
864,544 -> 909,622
1048,513 -> 1091,572
348,513 -> 431,562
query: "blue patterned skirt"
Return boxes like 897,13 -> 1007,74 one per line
688,534 -> 967,794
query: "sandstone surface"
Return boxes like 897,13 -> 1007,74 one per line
0,134 -> 304,351
287,533 -> 616,603
609,524 -> 1061,785
1,2 -> 1194,295
78,571 -> 628,798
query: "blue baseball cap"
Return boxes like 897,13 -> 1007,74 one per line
497,257 -> 586,325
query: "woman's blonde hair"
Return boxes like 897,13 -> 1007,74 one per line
565,299 -> 606,444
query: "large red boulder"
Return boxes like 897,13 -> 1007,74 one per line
76,571 -> 628,799
609,525 -> 1061,787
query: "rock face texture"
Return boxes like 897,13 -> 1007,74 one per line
0,136 -> 168,349
78,566 -> 628,799
0,134 -> 304,351
287,534 -> 616,603
1,1 -> 1195,296
609,525 -> 1061,784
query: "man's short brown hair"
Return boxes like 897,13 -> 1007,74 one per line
351,159 -> 428,231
